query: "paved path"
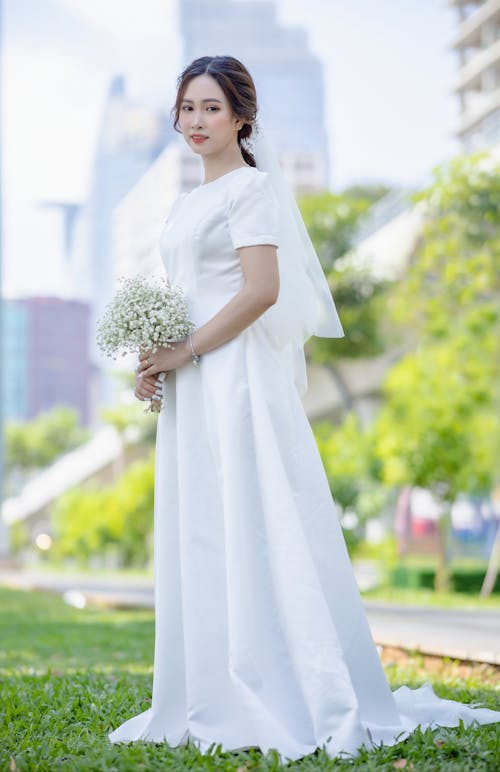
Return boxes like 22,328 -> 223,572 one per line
1,569 -> 499,665
364,602 -> 500,665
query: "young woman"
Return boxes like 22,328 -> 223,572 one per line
108,55 -> 500,761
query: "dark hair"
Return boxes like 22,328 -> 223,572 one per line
172,55 -> 258,167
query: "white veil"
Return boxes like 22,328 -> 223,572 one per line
244,121 -> 345,396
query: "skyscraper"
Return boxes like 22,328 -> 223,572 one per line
70,75 -> 173,410
112,0 -> 331,286
2,297 -> 91,424
84,76 -> 171,325
449,0 -> 500,151
180,0 -> 330,192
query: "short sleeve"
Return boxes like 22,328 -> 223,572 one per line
227,171 -> 280,250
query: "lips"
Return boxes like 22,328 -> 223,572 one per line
191,134 -> 208,143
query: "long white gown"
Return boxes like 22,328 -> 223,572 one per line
108,166 -> 500,761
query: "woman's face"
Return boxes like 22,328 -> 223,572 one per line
178,73 -> 243,157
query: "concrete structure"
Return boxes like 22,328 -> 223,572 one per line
1,426 -> 130,541
2,297 -> 91,424
449,0 -> 500,150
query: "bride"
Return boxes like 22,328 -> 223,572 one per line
108,54 -> 500,762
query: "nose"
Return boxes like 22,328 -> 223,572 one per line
190,111 -> 205,129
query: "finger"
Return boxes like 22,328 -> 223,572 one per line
135,377 -> 157,395
141,375 -> 160,387
136,382 -> 157,398
141,365 -> 159,379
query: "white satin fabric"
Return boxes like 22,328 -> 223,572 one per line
108,167 -> 500,761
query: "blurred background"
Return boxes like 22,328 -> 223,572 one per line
1,0 -> 499,610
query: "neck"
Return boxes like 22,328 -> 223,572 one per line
201,147 -> 248,184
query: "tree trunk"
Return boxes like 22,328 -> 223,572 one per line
324,362 -> 354,413
480,518 -> 500,598
434,505 -> 451,593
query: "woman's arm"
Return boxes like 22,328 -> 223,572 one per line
191,243 -> 279,354
137,243 -> 279,380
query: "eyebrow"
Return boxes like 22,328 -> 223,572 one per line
181,98 -> 223,104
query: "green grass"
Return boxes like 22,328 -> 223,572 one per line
361,584 -> 500,610
1,587 -> 499,771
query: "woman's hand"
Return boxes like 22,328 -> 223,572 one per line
137,337 -> 192,380
134,372 -> 163,402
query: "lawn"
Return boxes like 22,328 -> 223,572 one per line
1,586 -> 499,771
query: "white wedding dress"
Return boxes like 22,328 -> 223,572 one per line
108,166 -> 500,761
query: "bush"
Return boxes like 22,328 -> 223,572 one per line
50,453 -> 155,568
389,562 -> 499,594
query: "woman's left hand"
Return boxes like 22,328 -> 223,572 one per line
137,338 -> 191,378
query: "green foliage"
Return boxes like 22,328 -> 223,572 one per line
51,454 -> 155,568
309,268 -> 393,363
392,152 -> 500,342
299,188 -> 395,365
5,406 -> 89,474
389,563 -> 500,594
314,413 -> 371,513
313,413 -> 392,551
374,339 -> 500,502
9,520 -> 30,554
298,190 -> 376,271
100,401 -> 157,446
375,151 -> 500,504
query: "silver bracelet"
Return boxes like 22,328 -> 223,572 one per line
188,333 -> 201,366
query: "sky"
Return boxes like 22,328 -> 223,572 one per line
2,0 -> 459,298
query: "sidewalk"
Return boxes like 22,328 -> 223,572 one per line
1,568 -> 499,665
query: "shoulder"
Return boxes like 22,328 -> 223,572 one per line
225,168 -> 280,249
226,167 -> 276,209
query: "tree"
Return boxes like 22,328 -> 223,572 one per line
5,407 -> 89,493
51,453 -> 155,568
373,151 -> 500,591
299,188 -> 395,411
298,189 -> 383,272
313,412 -> 391,553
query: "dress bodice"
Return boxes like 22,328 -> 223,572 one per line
158,167 -> 280,304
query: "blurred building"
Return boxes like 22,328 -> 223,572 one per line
78,75 -> 172,332
181,0 -> 330,192
2,297 -> 91,425
113,0 -> 331,281
68,74 -> 173,411
449,0 -> 500,151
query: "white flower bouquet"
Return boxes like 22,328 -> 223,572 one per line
96,275 -> 197,413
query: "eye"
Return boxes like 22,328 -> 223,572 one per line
207,106 -> 219,111
181,105 -> 192,111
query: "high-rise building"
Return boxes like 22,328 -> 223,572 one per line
449,0 -> 500,151
2,297 -> 92,425
69,75 -> 173,410
112,0 -> 331,282
180,0 -> 330,192
81,75 -> 172,326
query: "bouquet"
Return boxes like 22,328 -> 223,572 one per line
96,275 -> 197,413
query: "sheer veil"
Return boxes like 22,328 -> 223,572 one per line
244,121 -> 344,396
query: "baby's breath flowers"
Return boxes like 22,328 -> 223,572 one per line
96,275 -> 197,413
